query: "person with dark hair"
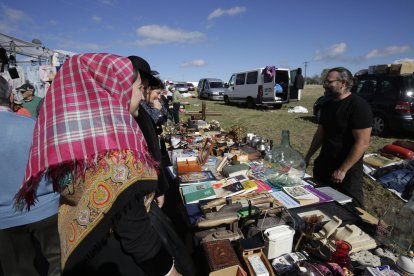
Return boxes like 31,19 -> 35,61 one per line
293,67 -> 305,101
305,67 -> 373,208
0,75 -> 61,276
16,54 -> 181,276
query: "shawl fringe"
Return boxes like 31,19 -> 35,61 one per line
15,149 -> 158,211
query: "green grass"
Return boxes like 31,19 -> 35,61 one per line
182,86 -> 408,217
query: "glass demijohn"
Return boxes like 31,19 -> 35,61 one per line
264,130 -> 306,187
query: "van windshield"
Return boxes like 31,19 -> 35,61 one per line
210,82 -> 224,88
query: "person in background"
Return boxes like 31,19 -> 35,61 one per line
171,86 -> 182,124
305,67 -> 372,208
18,83 -> 42,117
16,54 -> 180,276
143,77 -> 169,130
293,67 -> 305,101
0,76 -> 61,276
128,57 -> 169,209
12,98 -> 32,117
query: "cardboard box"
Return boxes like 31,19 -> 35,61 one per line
389,63 -> 414,74
209,265 -> 247,276
242,250 -> 274,276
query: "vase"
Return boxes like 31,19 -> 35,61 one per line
264,130 -> 305,187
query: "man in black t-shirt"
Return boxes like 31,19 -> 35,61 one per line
305,67 -> 373,208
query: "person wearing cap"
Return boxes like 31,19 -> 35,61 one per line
12,98 -> 32,117
18,83 -> 42,117
0,76 -> 61,276
16,53 -> 183,276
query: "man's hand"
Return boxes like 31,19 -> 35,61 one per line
154,194 -> 165,208
331,169 -> 347,183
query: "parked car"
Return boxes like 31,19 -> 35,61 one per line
175,83 -> 189,93
314,72 -> 414,136
197,78 -> 225,100
187,82 -> 195,91
313,91 -> 331,120
351,72 -> 414,136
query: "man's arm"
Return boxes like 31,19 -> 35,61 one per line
331,127 -> 371,183
305,125 -> 324,166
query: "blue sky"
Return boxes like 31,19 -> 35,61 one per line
1,0 -> 413,83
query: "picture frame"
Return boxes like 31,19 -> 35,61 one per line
197,137 -> 215,165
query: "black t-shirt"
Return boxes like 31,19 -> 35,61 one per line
319,93 -> 372,166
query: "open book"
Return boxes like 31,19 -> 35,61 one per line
282,185 -> 320,205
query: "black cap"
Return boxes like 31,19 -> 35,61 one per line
17,83 -> 35,94
127,56 -> 158,86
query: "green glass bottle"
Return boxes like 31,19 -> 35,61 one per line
264,130 -> 306,187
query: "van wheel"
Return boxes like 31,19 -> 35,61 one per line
208,94 -> 212,101
372,114 -> 388,136
273,104 -> 282,109
224,96 -> 230,105
246,98 -> 256,109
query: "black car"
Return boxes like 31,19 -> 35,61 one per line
187,82 -> 195,91
313,91 -> 331,121
351,72 -> 414,136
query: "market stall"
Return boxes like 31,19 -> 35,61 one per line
162,118 -> 414,276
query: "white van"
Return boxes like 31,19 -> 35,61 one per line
223,67 -> 290,108
197,78 -> 226,100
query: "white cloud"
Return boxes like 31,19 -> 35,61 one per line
313,43 -> 347,61
92,15 -> 102,23
208,6 -> 246,20
365,45 -> 413,59
134,25 -> 204,46
4,6 -> 27,21
180,59 -> 206,68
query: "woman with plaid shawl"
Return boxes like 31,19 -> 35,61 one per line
16,53 -> 180,275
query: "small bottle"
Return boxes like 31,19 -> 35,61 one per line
375,203 -> 396,245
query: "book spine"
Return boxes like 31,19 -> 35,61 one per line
303,185 -> 333,203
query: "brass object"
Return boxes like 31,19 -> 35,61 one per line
228,125 -> 246,143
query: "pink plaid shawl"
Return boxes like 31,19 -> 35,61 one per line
18,53 -> 155,207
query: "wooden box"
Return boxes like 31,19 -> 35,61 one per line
239,238 -> 274,276
176,138 -> 215,175
242,250 -> 274,276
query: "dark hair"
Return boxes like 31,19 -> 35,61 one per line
0,76 -> 11,106
328,67 -> 353,89
150,78 -> 164,90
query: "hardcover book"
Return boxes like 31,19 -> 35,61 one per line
270,191 -> 300,209
181,182 -> 216,204
253,179 -> 273,193
282,185 -> 320,205
202,239 -> 241,272
178,170 -> 217,185
241,180 -> 258,194
222,163 -> 250,178
316,186 -> 353,204
215,181 -> 245,198
302,185 -> 333,203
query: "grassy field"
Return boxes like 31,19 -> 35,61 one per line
182,86 -> 408,217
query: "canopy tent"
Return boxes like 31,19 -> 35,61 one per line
0,33 -> 66,63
